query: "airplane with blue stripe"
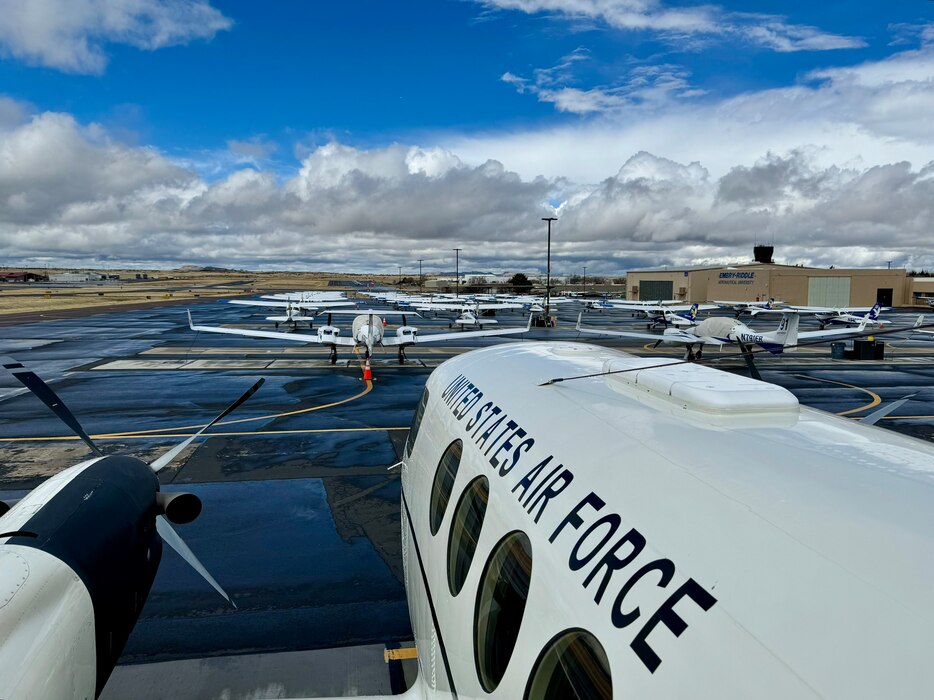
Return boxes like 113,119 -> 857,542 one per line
576,310 -> 873,360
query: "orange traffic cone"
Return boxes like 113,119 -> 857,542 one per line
362,358 -> 373,381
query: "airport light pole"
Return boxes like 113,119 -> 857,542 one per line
583,265 -> 586,290
453,248 -> 462,298
542,217 -> 557,318
398,265 -> 402,285
418,259 -> 423,294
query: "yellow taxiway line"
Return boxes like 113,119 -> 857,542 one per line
0,425 -> 407,444
103,379 -> 374,437
0,378 -> 378,443
792,374 -> 882,416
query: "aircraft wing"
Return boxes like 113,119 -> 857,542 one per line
579,328 -> 707,344
417,302 -> 523,311
188,311 -> 357,345
710,300 -> 772,308
229,299 -> 356,309
796,325 -> 871,341
383,314 -> 533,345
575,314 -> 704,343
781,305 -> 877,314
664,303 -> 718,312
318,309 -> 420,316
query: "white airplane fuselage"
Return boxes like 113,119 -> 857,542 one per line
395,342 -> 934,698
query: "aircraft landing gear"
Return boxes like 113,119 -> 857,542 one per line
275,321 -> 279,329
683,344 -> 703,361
328,346 -> 337,365
398,347 -> 408,364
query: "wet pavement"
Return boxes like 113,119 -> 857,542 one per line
1,296 -> 933,690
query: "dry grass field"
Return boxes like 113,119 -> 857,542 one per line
0,268 -> 401,316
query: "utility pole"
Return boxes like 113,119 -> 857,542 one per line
542,217 -> 557,319
453,248 -> 462,298
418,258 -> 423,294
583,265 -> 587,290
398,265 -> 402,285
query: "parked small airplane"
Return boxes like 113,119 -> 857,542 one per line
188,309 -> 533,363
0,362 -> 262,699
710,298 -> 781,315
612,302 -> 718,328
576,311 -> 870,360
227,299 -> 357,329
767,302 -> 889,329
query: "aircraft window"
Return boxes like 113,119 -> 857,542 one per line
447,476 -> 489,596
524,629 -> 612,700
405,386 -> 429,457
429,439 -> 462,535
475,530 -> 533,692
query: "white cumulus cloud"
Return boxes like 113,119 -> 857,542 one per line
2,44 -> 934,274
0,0 -> 232,73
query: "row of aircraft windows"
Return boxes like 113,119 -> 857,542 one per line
415,409 -> 612,699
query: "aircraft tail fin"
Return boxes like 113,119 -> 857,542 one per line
868,303 -> 881,320
777,311 -> 799,350
915,314 -> 925,329
576,312 -> 582,331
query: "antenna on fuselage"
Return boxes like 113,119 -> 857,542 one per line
540,321 -> 934,385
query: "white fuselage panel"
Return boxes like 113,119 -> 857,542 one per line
400,342 -> 934,699
0,546 -> 95,700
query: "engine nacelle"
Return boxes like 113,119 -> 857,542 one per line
317,325 -> 341,342
396,326 -> 418,341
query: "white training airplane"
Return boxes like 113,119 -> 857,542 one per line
613,302 -> 719,329
575,311 -> 870,360
766,302 -> 889,329
260,291 -> 353,303
226,299 -> 358,328
188,309 -> 533,363
413,301 -> 525,330
710,298 -> 782,315
8,342 -> 934,698
0,362 -> 262,699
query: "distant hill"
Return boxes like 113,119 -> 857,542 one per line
176,265 -> 236,272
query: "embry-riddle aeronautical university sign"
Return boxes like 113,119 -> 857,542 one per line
718,272 -> 756,285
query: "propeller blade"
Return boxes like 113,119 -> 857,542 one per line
737,340 -> 762,381
3,360 -> 103,457
156,516 -> 235,607
149,378 -> 265,473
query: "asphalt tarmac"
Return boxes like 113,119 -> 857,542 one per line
1,296 -> 933,696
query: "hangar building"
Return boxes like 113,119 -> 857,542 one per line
626,246 -> 919,307
628,264 -> 910,306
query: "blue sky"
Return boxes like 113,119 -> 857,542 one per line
0,0 -> 933,271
